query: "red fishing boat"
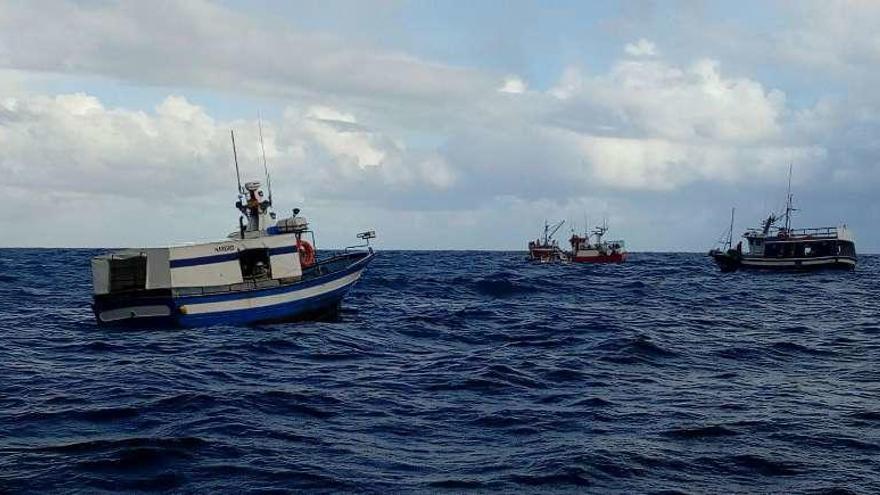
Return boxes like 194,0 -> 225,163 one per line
528,220 -> 567,263
568,221 -> 627,263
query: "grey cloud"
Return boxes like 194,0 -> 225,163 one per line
0,0 -> 497,104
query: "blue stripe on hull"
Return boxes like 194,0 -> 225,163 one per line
175,281 -> 354,327
170,245 -> 300,268
175,252 -> 372,305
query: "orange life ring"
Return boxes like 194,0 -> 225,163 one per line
297,239 -> 315,268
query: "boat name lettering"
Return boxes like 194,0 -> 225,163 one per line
215,245 -> 236,253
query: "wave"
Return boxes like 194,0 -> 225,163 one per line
3,250 -> 878,493
662,425 -> 738,439
697,454 -> 801,476
471,277 -> 533,297
242,390 -> 340,418
509,469 -> 593,487
427,479 -> 487,489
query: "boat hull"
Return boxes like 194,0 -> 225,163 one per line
93,252 -> 373,327
528,247 -> 565,262
712,253 -> 856,272
571,251 -> 627,263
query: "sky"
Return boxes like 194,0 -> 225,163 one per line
1,0 -> 879,251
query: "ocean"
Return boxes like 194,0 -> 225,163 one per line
1,249 -> 878,493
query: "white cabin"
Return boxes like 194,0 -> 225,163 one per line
92,233 -> 303,295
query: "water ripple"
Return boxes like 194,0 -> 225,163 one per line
1,250 -> 879,493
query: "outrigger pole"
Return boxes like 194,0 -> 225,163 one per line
231,129 -> 243,195
258,111 -> 273,205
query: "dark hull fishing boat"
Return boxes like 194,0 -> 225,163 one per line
710,169 -> 856,272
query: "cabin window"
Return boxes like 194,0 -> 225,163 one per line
109,256 -> 147,292
239,248 -> 272,280
837,241 -> 856,258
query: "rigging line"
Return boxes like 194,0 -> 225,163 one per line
258,112 -> 272,204
230,129 -> 243,195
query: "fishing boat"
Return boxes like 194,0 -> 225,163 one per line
91,129 -> 375,327
528,220 -> 567,262
709,169 -> 856,272
568,221 -> 627,263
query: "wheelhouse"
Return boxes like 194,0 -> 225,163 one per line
744,226 -> 856,259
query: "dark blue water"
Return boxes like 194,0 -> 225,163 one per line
1,250 -> 879,494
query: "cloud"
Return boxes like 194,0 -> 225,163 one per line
298,105 -> 391,168
498,75 -> 527,94
535,56 -> 820,190
0,92 -> 227,199
771,2 -> 880,75
2,2 -> 880,249
0,0 -> 497,106
624,38 -> 657,57
0,48 -> 836,217
0,92 -> 454,206
551,58 -> 786,142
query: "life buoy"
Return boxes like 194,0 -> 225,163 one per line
297,239 -> 315,268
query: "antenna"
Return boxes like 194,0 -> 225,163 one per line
230,129 -> 243,195
258,112 -> 272,205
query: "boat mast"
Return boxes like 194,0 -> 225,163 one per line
783,163 -> 794,232
727,207 -> 736,249
230,130 -> 243,195
258,112 -> 273,205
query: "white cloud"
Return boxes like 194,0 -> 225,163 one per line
534,55 -> 808,190
551,58 -> 785,143
498,76 -> 527,94
624,38 -> 657,57
566,132 -> 825,191
296,106 -> 391,168
0,92 -> 227,200
0,92 -> 454,207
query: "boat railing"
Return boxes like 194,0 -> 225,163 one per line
746,226 -> 840,240
785,227 -> 839,238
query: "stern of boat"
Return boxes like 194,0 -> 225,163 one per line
710,249 -> 741,273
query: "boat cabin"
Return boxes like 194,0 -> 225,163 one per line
92,232 -> 305,297
743,226 -> 856,259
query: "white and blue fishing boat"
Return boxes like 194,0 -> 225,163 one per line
91,129 -> 375,327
